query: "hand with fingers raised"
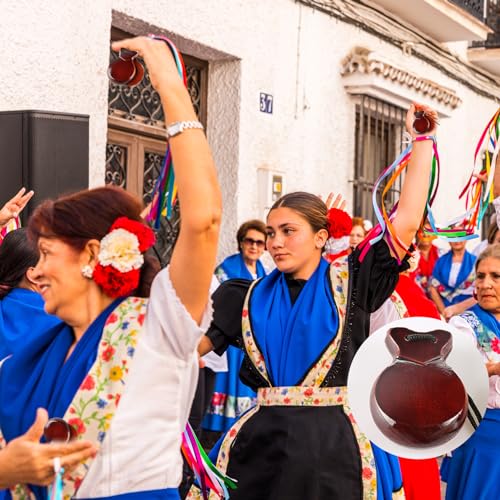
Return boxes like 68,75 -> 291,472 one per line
0,188 -> 34,229
323,192 -> 347,211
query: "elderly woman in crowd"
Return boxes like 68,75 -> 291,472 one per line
442,244 -> 500,499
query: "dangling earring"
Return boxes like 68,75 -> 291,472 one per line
81,265 -> 94,279
473,290 -> 478,300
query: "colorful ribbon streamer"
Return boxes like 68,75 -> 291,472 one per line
48,457 -> 64,500
144,35 -> 187,229
459,107 -> 500,233
0,216 -> 20,243
181,422 -> 237,499
360,132 -> 480,263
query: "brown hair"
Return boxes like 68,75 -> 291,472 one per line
28,185 -> 158,297
0,229 -> 39,299
269,192 -> 328,233
487,220 -> 499,245
475,243 -> 500,271
351,217 -> 367,234
236,219 -> 267,251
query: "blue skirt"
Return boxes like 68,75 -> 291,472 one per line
442,408 -> 500,499
77,488 -> 179,499
202,346 -> 256,432
1,488 -> 179,500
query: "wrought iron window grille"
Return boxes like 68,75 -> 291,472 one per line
352,95 -> 407,225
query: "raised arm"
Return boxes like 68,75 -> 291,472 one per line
391,103 -> 437,260
112,37 -> 221,325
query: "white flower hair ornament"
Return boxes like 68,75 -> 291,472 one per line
92,217 -> 155,297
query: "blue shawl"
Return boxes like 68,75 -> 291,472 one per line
217,253 -> 266,282
249,258 -> 338,386
432,250 -> 476,305
469,304 -> 500,339
0,298 -> 124,500
0,288 -> 61,361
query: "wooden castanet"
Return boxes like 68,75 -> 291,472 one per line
108,49 -> 144,87
371,327 -> 467,447
412,105 -> 437,135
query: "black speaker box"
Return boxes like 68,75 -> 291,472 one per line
0,110 -> 89,223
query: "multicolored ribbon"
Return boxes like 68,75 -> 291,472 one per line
0,216 -> 20,244
459,107 -> 500,233
181,422 -> 237,499
360,123 -> 490,262
145,35 -> 187,229
48,457 -> 64,500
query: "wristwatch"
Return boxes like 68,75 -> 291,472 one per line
165,120 -> 204,140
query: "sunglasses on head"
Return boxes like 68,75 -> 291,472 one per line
44,418 -> 77,444
108,48 -> 145,87
242,237 -> 265,248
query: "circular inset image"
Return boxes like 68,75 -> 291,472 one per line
347,317 -> 489,459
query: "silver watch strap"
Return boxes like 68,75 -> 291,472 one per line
165,120 -> 204,140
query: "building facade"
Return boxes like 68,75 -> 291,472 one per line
2,0 -> 500,259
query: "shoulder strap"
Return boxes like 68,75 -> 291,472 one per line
241,279 -> 272,386
63,297 -> 148,498
300,262 -> 347,387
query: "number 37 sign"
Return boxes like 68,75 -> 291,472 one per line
260,93 -> 273,114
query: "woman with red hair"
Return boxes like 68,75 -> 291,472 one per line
0,36 -> 221,500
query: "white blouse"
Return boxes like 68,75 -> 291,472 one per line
449,315 -> 500,410
76,266 -> 212,498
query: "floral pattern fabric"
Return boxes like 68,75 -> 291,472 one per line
7,297 -> 148,500
241,280 -> 271,385
60,296 -> 148,499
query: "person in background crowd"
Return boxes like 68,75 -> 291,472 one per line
0,229 -> 61,360
194,102 -> 438,500
0,35 -> 221,500
349,216 -> 367,249
441,160 -> 500,499
214,220 -> 267,282
428,237 -> 476,320
412,232 -> 440,294
442,244 -> 500,499
203,220 -> 267,435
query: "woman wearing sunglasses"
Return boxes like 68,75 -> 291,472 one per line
203,220 -> 268,435
195,103 -> 438,500
0,36 -> 221,500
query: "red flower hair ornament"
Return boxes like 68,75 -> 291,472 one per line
92,217 -> 155,298
327,208 -> 353,239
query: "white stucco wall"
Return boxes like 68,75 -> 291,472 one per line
1,0 -> 112,186
1,0 -> 498,259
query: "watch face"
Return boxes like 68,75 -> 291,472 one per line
168,122 -> 182,137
